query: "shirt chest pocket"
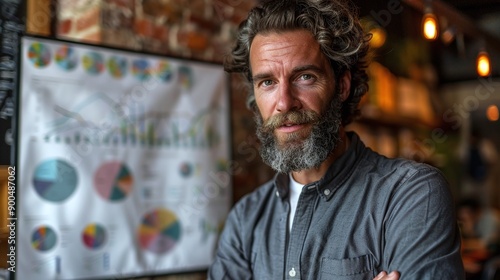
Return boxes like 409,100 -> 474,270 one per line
320,254 -> 374,280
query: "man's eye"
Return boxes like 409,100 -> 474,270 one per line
262,80 -> 273,87
300,74 -> 312,80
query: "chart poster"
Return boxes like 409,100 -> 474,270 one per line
16,36 -> 231,280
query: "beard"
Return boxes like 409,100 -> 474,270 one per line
254,90 -> 343,174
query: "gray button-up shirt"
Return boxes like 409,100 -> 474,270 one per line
209,132 -> 465,279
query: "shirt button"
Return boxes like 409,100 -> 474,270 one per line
323,189 -> 331,196
276,191 -> 280,197
289,267 -> 296,277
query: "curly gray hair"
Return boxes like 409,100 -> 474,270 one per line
224,0 -> 371,125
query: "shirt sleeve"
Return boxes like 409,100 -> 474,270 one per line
383,166 -> 465,279
208,203 -> 253,280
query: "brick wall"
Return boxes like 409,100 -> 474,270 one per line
49,0 -> 274,279
56,0 -> 256,63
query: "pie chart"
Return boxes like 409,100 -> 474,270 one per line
32,226 -> 57,252
55,45 -> 78,71
156,60 -> 173,82
138,208 -> 182,254
107,55 -> 127,79
82,51 -> 104,75
33,159 -> 78,202
132,59 -> 151,81
82,223 -> 107,250
94,161 -> 133,201
28,42 -> 51,68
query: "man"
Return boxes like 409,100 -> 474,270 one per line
209,0 -> 465,279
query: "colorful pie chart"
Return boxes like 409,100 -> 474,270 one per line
55,45 -> 78,71
31,226 -> 57,252
28,42 -> 51,68
82,51 -> 104,75
138,208 -> 182,254
33,159 -> 78,203
107,55 -> 127,78
82,223 -> 107,250
94,161 -> 133,201
132,59 -> 151,81
156,60 -> 173,82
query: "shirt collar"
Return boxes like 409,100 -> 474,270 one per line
274,131 -> 365,201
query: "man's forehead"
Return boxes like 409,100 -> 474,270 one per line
249,30 -> 328,73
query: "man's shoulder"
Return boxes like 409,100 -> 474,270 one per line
363,148 -> 443,176
357,149 -> 448,191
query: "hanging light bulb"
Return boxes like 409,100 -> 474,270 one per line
476,50 -> 491,77
486,105 -> 499,122
422,2 -> 439,40
370,26 -> 387,49
361,18 -> 386,49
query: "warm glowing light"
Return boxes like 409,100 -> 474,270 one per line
486,105 -> 499,122
370,27 -> 387,48
422,13 -> 439,40
476,51 -> 491,77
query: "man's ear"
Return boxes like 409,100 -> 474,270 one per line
339,71 -> 351,102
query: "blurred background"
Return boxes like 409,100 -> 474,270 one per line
0,0 -> 499,279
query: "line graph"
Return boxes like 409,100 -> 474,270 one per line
42,93 -> 222,148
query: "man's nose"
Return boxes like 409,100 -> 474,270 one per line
276,83 -> 301,113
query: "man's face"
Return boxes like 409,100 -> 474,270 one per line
249,29 -> 349,173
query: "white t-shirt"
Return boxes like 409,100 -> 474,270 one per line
288,173 -> 304,232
